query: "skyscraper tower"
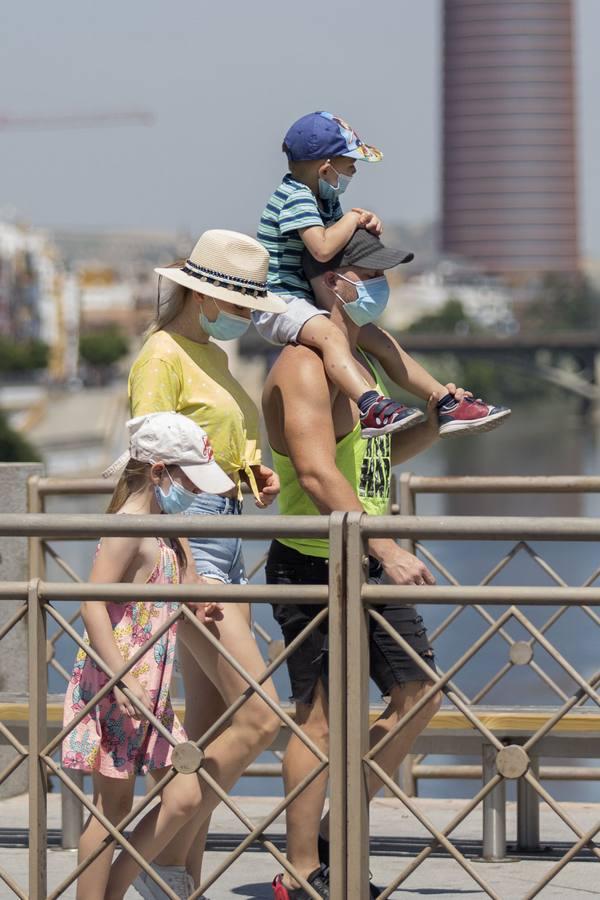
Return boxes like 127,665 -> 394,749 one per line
442,0 -> 579,276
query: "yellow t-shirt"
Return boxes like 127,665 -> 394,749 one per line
128,331 -> 261,495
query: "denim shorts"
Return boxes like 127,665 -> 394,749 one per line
183,493 -> 247,584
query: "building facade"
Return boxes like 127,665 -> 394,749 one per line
441,0 -> 579,276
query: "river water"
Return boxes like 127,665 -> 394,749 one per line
47,405 -> 600,802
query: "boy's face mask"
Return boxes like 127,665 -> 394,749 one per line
318,164 -> 353,201
334,273 -> 390,327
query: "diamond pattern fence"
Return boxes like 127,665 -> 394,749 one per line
0,474 -> 599,898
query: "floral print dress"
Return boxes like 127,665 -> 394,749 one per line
62,537 -> 186,778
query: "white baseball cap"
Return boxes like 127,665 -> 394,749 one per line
103,412 -> 235,495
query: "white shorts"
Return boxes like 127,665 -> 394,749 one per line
252,293 -> 329,346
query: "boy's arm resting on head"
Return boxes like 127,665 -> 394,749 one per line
279,351 -> 434,586
298,211 -> 361,263
351,208 -> 383,236
359,323 -> 446,401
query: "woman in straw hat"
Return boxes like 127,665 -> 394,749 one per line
124,230 -> 286,898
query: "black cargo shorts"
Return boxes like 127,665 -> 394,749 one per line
266,540 -> 436,705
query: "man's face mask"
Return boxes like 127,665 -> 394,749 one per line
334,274 -> 390,326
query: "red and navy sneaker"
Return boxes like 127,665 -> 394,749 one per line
437,395 -> 511,438
359,395 -> 424,438
272,864 -> 330,899
317,836 -> 380,898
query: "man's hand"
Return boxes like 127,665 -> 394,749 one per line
251,464 -> 280,509
431,382 -> 473,405
376,543 -> 436,586
352,207 -> 383,236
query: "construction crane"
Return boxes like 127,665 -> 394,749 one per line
0,110 -> 153,131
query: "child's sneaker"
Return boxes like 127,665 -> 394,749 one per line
133,864 -> 191,899
272,864 -> 330,899
437,395 -> 511,437
359,394 -> 424,438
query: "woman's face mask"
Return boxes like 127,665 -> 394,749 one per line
318,164 -> 353,201
335,274 -> 390,326
199,298 -> 251,341
154,468 -> 197,514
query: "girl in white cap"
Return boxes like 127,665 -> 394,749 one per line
62,412 -> 280,900
127,229 -> 285,892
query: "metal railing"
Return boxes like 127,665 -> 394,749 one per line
0,477 -> 598,897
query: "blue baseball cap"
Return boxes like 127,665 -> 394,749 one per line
283,111 -> 383,164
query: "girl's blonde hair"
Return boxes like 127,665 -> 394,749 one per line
107,458 -> 187,572
144,260 -> 191,340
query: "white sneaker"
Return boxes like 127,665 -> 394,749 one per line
133,864 -> 190,899
186,872 -> 210,899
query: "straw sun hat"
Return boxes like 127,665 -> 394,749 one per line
155,229 -> 286,314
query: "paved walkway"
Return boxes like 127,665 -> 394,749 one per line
0,793 -> 598,898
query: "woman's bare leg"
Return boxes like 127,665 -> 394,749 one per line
105,601 -> 280,899
154,630 -> 227,882
75,772 -> 135,900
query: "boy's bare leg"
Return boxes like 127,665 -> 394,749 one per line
359,323 -> 447,401
299,314 -> 373,402
281,681 -> 330,888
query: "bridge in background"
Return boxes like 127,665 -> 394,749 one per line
396,330 -> 600,418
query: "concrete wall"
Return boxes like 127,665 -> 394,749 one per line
0,462 -> 44,798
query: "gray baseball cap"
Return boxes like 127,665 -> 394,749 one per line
302,230 -> 414,281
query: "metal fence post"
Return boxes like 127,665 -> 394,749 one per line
398,473 -> 416,554
28,578 -> 47,900
328,512 -> 347,900
517,755 -> 540,851
345,512 -> 370,898
61,769 -> 84,849
482,742 -> 506,861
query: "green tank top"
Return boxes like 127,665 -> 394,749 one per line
271,352 -> 391,557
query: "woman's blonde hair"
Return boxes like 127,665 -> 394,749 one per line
106,458 -> 187,572
144,260 -> 191,340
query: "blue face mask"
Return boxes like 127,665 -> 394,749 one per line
199,300 -> 251,341
154,470 -> 197,514
318,165 -> 353,201
336,274 -> 390,327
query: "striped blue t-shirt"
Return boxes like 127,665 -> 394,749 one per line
257,174 -> 343,299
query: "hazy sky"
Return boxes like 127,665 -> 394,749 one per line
1,1 -> 599,256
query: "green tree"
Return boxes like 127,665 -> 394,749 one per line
0,410 -> 41,462
407,298 -> 479,335
79,327 -> 129,367
521,274 -> 600,332
0,337 -> 49,372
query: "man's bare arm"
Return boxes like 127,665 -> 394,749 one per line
279,349 -> 434,585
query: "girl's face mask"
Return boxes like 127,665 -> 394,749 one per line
334,274 -> 390,327
154,469 -> 197,514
